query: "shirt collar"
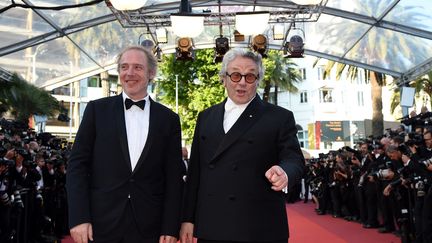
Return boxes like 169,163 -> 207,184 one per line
224,96 -> 255,112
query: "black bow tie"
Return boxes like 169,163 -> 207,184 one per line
125,98 -> 146,110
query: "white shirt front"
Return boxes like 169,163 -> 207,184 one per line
223,97 -> 254,133
123,93 -> 150,171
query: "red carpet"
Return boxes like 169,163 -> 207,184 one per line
287,202 -> 399,243
62,202 -> 400,243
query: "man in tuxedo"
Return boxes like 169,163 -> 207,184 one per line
180,48 -> 304,243
66,46 -> 184,243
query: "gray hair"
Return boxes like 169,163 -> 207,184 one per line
218,48 -> 264,83
116,45 -> 157,75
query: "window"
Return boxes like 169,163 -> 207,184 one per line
317,66 -> 330,80
319,89 -> 334,103
299,68 -> 306,80
300,91 -> 308,103
297,130 -> 308,148
88,76 -> 101,88
357,91 -> 364,106
317,67 -> 324,80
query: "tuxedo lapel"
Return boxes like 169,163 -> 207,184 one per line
210,96 -> 265,162
114,94 -> 132,172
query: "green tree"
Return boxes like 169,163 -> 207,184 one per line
0,74 -> 61,124
262,50 -> 302,105
157,49 -> 225,143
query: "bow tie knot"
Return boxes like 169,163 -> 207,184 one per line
125,98 -> 146,110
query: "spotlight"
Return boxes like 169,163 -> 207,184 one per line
234,30 -> 245,42
156,28 -> 168,44
283,35 -> 304,58
140,39 -> 155,50
176,37 -> 194,61
214,36 -> 229,63
251,34 -> 267,58
273,24 -> 285,40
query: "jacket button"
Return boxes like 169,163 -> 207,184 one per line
232,164 -> 238,171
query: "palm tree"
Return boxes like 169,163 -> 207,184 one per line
317,0 -> 429,136
317,60 -> 386,135
390,70 -> 432,114
0,73 -> 60,124
262,50 -> 302,105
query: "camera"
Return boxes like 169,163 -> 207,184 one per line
0,157 -> 14,167
420,157 -> 432,168
0,191 -> 11,206
368,161 -> 393,180
12,189 -> 24,208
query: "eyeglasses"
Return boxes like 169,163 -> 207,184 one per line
226,72 -> 258,84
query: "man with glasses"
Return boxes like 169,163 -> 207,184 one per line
180,48 -> 304,243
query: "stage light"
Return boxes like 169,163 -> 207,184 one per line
251,34 -> 268,57
170,0 -> 204,37
234,30 -> 245,42
273,24 -> 285,40
176,37 -> 194,61
283,35 -> 304,58
140,39 -> 154,50
235,12 -> 270,36
214,36 -> 229,63
109,0 -> 147,10
291,0 -> 322,5
156,28 -> 168,44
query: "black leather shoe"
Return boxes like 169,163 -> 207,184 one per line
363,224 -> 379,229
378,227 -> 393,233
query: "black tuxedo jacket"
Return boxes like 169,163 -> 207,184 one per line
183,96 -> 304,242
66,94 -> 184,240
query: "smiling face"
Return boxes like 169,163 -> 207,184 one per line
223,56 -> 259,105
119,49 -> 156,100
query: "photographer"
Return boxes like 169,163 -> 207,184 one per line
415,130 -> 432,243
307,157 -> 328,215
347,142 -> 379,227
4,146 -> 42,243
0,156 -> 14,242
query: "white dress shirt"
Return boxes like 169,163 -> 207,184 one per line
36,166 -> 44,190
223,97 -> 254,133
123,93 -> 150,171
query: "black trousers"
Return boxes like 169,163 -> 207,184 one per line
93,202 -> 158,243
198,239 -> 288,243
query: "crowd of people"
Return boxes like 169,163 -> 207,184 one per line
0,119 -> 71,243
304,119 -> 432,243
3,43 -> 431,243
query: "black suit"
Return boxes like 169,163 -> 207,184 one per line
183,96 -> 304,242
67,94 -> 184,242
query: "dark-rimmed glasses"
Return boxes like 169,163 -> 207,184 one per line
226,72 -> 258,84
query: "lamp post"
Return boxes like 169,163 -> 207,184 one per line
175,74 -> 179,113
26,44 -> 45,83
69,82 -> 73,140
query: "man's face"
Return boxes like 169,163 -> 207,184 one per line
424,133 -> 432,148
37,158 -> 45,167
119,49 -> 155,100
223,56 -> 259,105
360,144 -> 368,155
387,151 -> 401,161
